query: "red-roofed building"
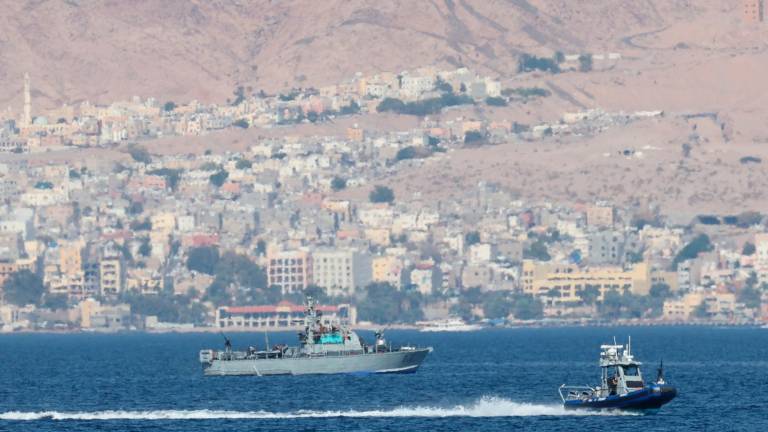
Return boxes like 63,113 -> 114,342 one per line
182,233 -> 220,248
215,302 -> 356,328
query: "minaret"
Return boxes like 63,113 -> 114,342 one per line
23,73 -> 32,126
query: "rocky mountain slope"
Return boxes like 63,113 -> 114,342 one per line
1,0 -> 701,108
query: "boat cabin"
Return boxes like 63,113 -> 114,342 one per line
598,343 -> 644,397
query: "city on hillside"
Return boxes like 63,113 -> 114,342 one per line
0,60 -> 766,332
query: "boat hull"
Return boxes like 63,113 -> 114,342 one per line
564,385 -> 677,410
203,348 -> 431,376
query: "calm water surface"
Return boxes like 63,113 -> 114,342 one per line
0,326 -> 765,431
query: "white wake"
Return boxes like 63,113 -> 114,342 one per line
0,396 -> 637,421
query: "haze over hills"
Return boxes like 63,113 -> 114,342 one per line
1,0 -> 704,108
3,0 -> 768,218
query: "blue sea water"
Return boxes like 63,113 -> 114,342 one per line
0,326 -> 766,431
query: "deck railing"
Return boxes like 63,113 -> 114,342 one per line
558,384 -> 596,402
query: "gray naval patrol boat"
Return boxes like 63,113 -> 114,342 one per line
199,298 -> 432,376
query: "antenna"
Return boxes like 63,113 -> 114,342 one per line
220,331 -> 232,352
628,336 -> 631,356
656,359 -> 665,384
264,328 -> 270,350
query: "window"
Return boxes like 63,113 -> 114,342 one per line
622,365 -> 639,376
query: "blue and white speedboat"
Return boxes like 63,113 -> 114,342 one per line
559,338 -> 677,410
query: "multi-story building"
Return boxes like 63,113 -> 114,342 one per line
100,258 -> 123,296
754,233 -> 768,283
312,248 -> 372,297
215,301 -> 355,329
743,0 -> 764,23
267,249 -> 311,294
521,260 -> 651,305
0,257 -> 36,287
586,205 -> 614,228
371,255 -> 403,288
587,231 -> 625,265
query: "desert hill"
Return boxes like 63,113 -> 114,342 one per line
1,0 -> 706,109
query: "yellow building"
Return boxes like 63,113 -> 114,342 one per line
0,257 -> 37,289
150,213 -> 176,233
372,256 -> 403,289
521,260 -> 651,304
364,228 -> 391,247
650,269 -> 679,292
59,241 -> 84,277
662,291 -> 721,321
586,205 -> 614,228
347,126 -> 365,142
79,298 -> 130,329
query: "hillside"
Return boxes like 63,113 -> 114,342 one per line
1,0 -> 706,109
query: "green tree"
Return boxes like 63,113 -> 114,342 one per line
693,301 -> 709,319
186,246 -> 220,275
735,211 -> 762,228
376,98 -> 406,113
138,238 -> 152,257
464,130 -> 485,144
121,291 -> 207,324
578,284 -> 601,305
485,96 -> 507,107
524,240 -> 551,261
511,293 -> 543,320
518,53 -> 560,73
483,291 -> 512,319
214,252 -> 268,290
673,234 -> 712,269
331,176 -> 347,191
649,283 -> 672,299
231,85 -> 247,106
2,270 -> 45,306
395,146 -> 417,161
434,77 -> 453,93
465,231 -> 481,246
357,282 -> 424,324
128,201 -> 144,215
742,242 -> 756,256
199,251 -> 271,306
255,239 -> 267,256
232,119 -> 249,128
339,101 -> 361,115
376,93 -> 473,116
647,283 -> 672,317
42,293 -> 69,310
738,285 -> 762,309
147,168 -> 183,191
599,289 -> 624,319
578,53 -> 593,72
626,250 -> 644,263
163,101 -> 176,112
127,145 -> 152,164
369,185 -> 394,203
209,170 -> 229,187
130,218 -> 152,231
235,159 -> 253,170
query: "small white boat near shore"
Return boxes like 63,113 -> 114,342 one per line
417,318 -> 482,332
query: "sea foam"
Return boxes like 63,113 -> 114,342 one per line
0,396 -> 637,421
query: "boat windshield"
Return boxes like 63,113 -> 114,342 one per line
622,365 -> 640,376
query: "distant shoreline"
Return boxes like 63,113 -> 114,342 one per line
2,321 -> 764,335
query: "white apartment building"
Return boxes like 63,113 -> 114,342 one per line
312,249 -> 372,297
